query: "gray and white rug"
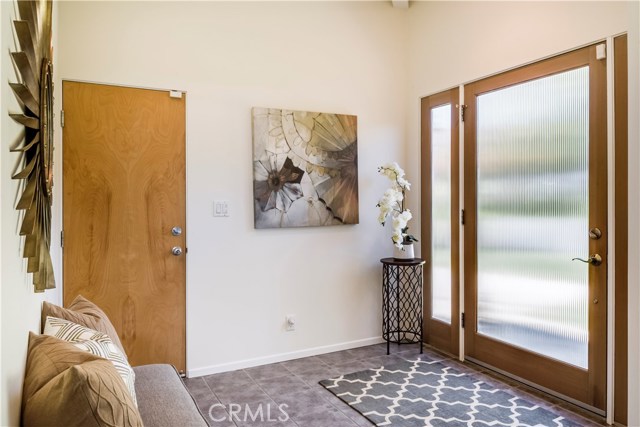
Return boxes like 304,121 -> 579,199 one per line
320,358 -> 581,427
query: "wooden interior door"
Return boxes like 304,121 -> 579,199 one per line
421,88 -> 460,355
62,81 -> 186,372
463,44 -> 607,410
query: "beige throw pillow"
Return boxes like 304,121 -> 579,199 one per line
44,316 -> 137,406
22,333 -> 103,412
22,332 -> 142,427
41,295 -> 127,358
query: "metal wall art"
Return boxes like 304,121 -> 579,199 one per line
252,108 -> 359,229
9,0 -> 55,292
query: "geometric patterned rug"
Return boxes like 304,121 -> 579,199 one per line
320,358 -> 582,427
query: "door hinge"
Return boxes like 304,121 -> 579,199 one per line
460,209 -> 465,225
460,104 -> 467,122
60,110 -> 65,128
461,312 -> 465,328
60,230 -> 64,248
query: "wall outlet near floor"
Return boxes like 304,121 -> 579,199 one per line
285,315 -> 296,331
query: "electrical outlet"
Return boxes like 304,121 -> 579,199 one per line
285,315 -> 296,332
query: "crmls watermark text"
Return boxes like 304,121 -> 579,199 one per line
208,403 -> 290,422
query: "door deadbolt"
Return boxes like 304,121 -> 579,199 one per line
589,228 -> 602,240
171,226 -> 182,236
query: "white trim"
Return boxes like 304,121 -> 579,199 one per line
186,336 -> 385,378
458,84 -> 465,363
391,0 -> 409,9
605,36 -> 616,426
184,89 -> 191,376
60,78 -> 186,95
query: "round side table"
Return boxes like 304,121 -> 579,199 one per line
380,257 -> 426,355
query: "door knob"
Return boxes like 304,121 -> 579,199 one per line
572,254 -> 602,266
171,246 -> 183,256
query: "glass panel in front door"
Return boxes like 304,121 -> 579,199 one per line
476,66 -> 589,368
431,104 -> 453,324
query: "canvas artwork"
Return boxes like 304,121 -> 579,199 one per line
252,108 -> 359,229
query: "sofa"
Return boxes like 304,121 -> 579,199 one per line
134,364 -> 207,426
21,296 -> 208,427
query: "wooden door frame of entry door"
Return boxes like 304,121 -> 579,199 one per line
421,87 -> 460,357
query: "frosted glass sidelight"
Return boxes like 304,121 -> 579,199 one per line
476,66 -> 589,369
431,104 -> 452,323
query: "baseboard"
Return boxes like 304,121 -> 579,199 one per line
187,336 -> 385,378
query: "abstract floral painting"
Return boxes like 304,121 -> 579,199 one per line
252,108 -> 359,229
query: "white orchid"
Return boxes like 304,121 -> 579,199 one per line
377,164 -> 418,249
397,176 -> 411,190
380,162 -> 405,180
382,188 -> 402,206
378,210 -> 388,225
397,209 -> 412,227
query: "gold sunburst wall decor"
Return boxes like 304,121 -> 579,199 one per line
9,0 -> 55,292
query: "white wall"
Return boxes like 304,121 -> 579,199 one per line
1,1 -> 61,425
57,1 -> 408,376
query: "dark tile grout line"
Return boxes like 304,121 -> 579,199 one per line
255,355 -> 367,426
186,343 -> 604,427
200,374 -> 236,426
198,352 -> 364,426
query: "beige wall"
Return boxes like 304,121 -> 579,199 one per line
0,1 -> 61,425
3,1 -> 637,424
57,1 -> 409,377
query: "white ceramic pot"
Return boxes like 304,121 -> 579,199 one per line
393,243 -> 414,260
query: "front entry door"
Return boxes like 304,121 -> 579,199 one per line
463,44 -> 607,410
62,81 -> 187,372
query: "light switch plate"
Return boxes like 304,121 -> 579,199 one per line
213,200 -> 229,217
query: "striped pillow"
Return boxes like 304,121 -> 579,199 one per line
44,316 -> 137,406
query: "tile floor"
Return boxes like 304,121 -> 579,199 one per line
183,343 -> 608,427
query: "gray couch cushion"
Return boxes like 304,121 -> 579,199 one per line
133,364 -> 208,427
